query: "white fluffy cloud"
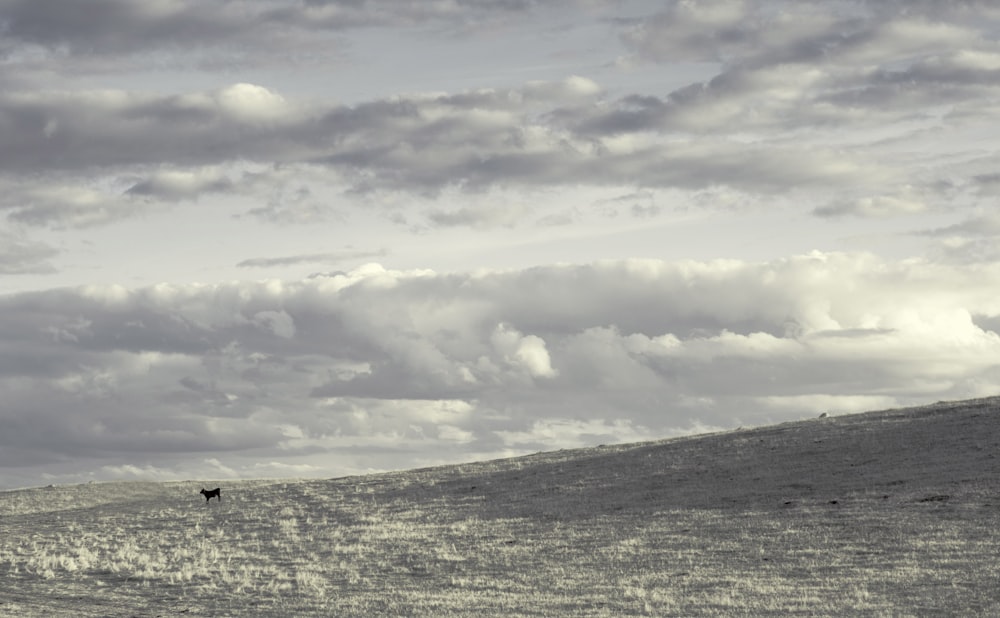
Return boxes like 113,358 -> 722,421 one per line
491,323 -> 558,379
2,254 -> 999,485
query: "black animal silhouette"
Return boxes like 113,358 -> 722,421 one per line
200,487 -> 221,502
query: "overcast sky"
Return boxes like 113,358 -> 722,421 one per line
2,0 -> 1000,489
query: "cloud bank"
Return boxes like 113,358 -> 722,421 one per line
2,1 -> 1000,487
0,1 -> 998,236
2,254 -> 999,487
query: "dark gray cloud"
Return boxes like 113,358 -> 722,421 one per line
0,0 -> 251,53
0,0 -> 584,73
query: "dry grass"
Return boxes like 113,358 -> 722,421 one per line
2,397 -> 1000,616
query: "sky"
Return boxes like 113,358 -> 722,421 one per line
2,0 -> 1000,489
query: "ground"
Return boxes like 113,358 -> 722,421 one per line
2,397 -> 1000,616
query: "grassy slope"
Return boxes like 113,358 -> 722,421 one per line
2,397 -> 1000,616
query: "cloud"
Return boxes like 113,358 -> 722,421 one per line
2,254 -> 1000,482
491,323 -> 558,379
5,0 -> 1000,233
0,231 -> 58,274
813,191 -> 928,219
620,1 -> 1000,69
0,85 -> 315,173
125,168 -> 236,201
600,1 -> 1000,142
496,418 -> 650,451
0,77 -> 896,231
913,212 -> 1000,263
236,248 -> 388,269
0,0 -> 254,55
619,0 -> 763,64
918,212 -> 1000,238
4,0 -> 1000,487
0,0 -> 592,75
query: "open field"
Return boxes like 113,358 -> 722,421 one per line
2,397 -> 1000,616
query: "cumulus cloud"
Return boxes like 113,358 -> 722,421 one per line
491,323 -> 558,379
2,254 -> 1000,484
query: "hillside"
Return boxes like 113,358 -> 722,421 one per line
2,397 -> 1000,616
